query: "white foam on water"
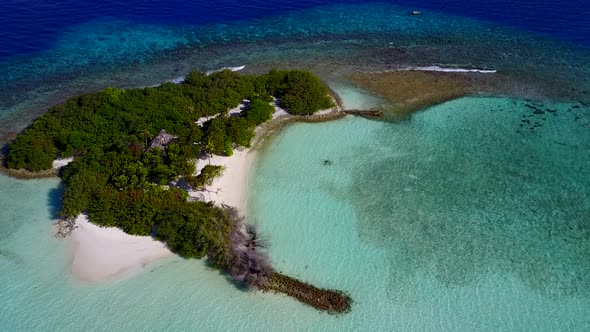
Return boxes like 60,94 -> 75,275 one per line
205,65 -> 246,76
399,65 -> 497,73
166,76 -> 186,84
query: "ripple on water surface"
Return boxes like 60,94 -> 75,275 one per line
3,3 -> 590,145
250,96 -> 590,330
351,98 -> 590,298
0,96 -> 589,331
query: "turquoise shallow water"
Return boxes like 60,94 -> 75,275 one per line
1,96 -> 589,330
0,175 -> 325,331
250,96 -> 590,330
2,1 -> 590,330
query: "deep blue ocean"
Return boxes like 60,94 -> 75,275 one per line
1,0 -> 590,141
2,0 -> 590,60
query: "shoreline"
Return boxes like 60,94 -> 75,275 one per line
0,155 -> 72,180
188,97 -> 346,212
188,147 -> 257,214
67,99 -> 344,283
0,155 -> 59,179
68,214 -> 175,283
251,96 -> 346,149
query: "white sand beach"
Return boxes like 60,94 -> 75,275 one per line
190,147 -> 257,213
69,214 -> 174,282
189,98 -> 341,212
68,149 -> 256,283
67,99 -> 340,283
68,110 -> 258,283
68,125 -> 257,283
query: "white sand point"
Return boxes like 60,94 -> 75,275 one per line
69,215 -> 174,283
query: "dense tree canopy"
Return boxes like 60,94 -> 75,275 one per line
261,69 -> 335,115
1,69 -> 356,311
6,69 -> 333,171
4,68 -> 334,267
243,99 -> 275,125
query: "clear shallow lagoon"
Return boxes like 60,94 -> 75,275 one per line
250,97 -> 590,330
2,0 -> 590,330
0,175 -> 333,331
1,97 -> 589,330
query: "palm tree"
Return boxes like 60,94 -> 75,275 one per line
204,139 -> 214,165
139,128 -> 152,148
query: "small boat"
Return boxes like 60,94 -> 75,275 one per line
411,11 -> 422,16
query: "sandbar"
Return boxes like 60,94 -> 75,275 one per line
69,214 -> 174,282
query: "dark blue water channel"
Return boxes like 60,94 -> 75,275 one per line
2,0 -> 589,59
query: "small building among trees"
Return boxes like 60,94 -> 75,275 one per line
145,129 -> 177,151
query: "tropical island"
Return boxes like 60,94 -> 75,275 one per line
2,69 -> 351,314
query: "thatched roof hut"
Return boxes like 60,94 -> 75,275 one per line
146,129 -> 177,151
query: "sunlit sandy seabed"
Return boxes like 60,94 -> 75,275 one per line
1,89 -> 590,330
2,1 -> 590,330
250,96 -> 590,331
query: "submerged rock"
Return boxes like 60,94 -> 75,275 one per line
261,272 -> 352,314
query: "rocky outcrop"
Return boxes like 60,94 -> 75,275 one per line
261,272 -> 352,314
344,109 -> 385,119
222,206 -> 351,314
55,218 -> 77,238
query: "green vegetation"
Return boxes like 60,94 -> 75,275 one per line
3,68 -> 353,313
261,69 -> 334,115
186,165 -> 224,188
5,69 -> 333,172
243,99 -> 275,125
3,68 -> 335,272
